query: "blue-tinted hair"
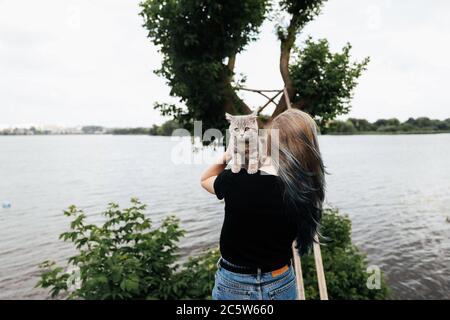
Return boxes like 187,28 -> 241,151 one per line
269,109 -> 325,255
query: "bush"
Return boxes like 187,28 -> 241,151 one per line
347,118 -> 374,132
399,123 -> 415,132
326,117 -> 450,134
151,120 -> 183,136
376,125 -> 398,133
327,120 -> 357,134
301,209 -> 390,299
37,201 -> 389,300
37,199 -> 217,299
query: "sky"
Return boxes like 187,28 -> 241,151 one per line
0,0 -> 449,128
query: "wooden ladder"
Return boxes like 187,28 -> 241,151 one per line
292,237 -> 328,300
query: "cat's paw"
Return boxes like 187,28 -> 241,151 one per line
231,164 -> 241,173
247,164 -> 258,174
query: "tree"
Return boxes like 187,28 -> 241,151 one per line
140,0 -> 369,132
437,119 -> 450,131
415,117 -> 433,128
327,120 -> 356,134
156,119 -> 183,136
326,117 -> 450,134
140,0 -> 268,132
399,123 -> 415,132
347,118 -> 373,132
373,118 -> 395,129
288,39 -> 368,127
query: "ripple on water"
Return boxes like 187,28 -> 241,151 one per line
1,134 -> 449,299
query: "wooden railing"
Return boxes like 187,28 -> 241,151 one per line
292,237 -> 328,300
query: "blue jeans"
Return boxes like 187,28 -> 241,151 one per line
212,257 -> 298,300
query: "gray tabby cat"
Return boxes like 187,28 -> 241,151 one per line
225,112 -> 259,174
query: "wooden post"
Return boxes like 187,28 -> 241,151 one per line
292,237 -> 329,300
313,235 -> 328,300
292,241 -> 305,300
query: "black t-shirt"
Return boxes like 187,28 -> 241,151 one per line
214,168 -> 297,269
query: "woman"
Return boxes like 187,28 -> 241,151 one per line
200,109 -> 325,300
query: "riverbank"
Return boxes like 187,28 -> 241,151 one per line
324,117 -> 450,135
324,130 -> 450,136
2,117 -> 449,136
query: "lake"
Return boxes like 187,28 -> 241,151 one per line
0,134 -> 449,299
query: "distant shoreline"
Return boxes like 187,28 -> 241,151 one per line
2,117 -> 449,136
1,131 -> 450,137
324,130 -> 450,136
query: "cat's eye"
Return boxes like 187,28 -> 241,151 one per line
234,127 -> 239,132
244,127 -> 250,131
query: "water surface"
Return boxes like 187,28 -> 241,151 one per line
0,134 -> 449,299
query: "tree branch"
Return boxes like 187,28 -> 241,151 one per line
227,54 -> 236,78
223,54 -> 252,115
272,15 -> 298,118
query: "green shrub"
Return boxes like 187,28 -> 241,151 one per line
37,199 -> 217,299
327,120 -> 357,134
301,209 -> 390,299
37,200 -> 389,300
376,125 -> 399,133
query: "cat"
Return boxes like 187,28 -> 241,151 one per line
225,112 -> 259,174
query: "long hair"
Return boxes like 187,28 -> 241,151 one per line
267,109 -> 325,255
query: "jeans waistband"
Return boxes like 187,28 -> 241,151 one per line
217,257 -> 291,275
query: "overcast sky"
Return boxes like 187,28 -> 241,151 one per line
0,0 -> 449,128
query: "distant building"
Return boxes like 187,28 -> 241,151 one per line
81,126 -> 105,134
1,125 -> 93,135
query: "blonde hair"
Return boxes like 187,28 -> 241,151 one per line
268,109 -> 325,255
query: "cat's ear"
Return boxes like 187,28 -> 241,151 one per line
250,111 -> 258,120
225,113 -> 233,122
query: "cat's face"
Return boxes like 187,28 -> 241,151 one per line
226,112 -> 258,140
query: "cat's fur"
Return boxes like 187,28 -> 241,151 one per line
225,112 -> 259,174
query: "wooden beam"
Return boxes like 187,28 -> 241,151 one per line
292,241 -> 305,300
257,90 -> 283,115
313,235 -> 329,300
234,86 -> 283,93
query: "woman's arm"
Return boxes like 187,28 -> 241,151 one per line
200,152 -> 230,194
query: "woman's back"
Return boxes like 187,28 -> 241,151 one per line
214,168 -> 297,270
